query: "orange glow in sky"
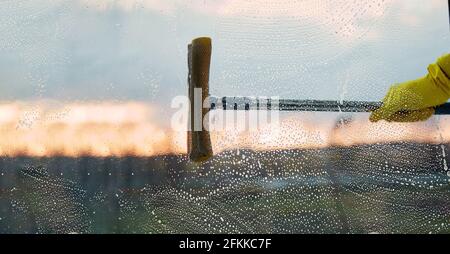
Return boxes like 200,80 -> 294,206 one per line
0,101 -> 449,157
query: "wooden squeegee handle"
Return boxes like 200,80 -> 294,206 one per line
210,97 -> 450,115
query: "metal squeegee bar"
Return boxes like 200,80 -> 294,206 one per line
209,96 -> 450,115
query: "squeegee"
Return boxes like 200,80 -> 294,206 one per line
187,37 -> 450,162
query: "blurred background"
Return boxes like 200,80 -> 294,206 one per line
0,0 -> 449,233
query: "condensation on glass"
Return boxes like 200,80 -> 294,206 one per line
0,0 -> 449,233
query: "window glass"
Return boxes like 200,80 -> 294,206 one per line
0,0 -> 449,233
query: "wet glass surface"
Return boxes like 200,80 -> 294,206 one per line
0,0 -> 449,234
1,142 -> 450,234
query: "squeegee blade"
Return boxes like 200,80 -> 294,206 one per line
188,38 -> 213,163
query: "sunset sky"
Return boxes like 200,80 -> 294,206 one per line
0,0 -> 449,156
0,0 -> 448,104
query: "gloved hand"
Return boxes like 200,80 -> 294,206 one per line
370,54 -> 450,122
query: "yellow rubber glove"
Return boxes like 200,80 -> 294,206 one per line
370,54 -> 450,122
